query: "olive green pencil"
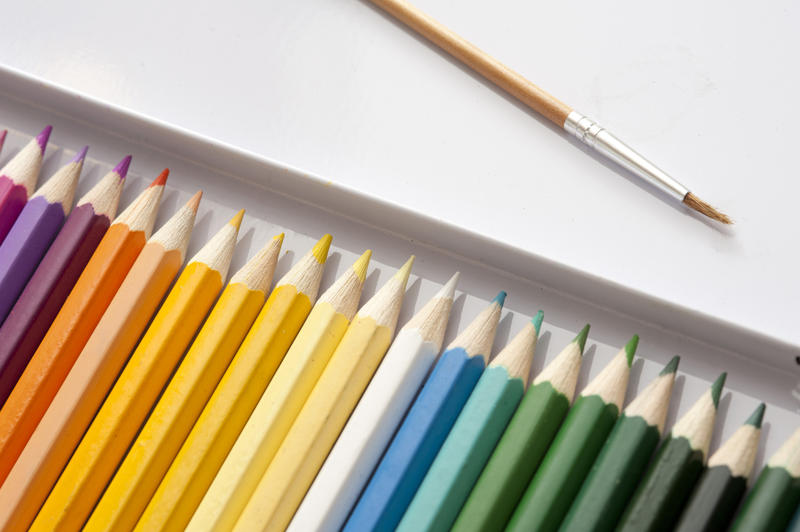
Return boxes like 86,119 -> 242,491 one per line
451,325 -> 589,532
731,427 -> 800,531
559,356 -> 679,532
617,373 -> 727,532
674,403 -> 765,532
506,335 -> 638,532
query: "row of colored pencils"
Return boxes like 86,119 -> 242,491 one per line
0,127 -> 796,532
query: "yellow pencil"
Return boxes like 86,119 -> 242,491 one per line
188,250 -> 372,532
134,234 -> 332,532
233,256 -> 414,532
86,233 -> 283,532
30,210 -> 243,532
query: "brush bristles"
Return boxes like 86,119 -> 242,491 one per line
683,192 -> 732,224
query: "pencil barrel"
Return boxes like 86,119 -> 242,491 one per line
731,466 -> 800,532
452,381 -> 570,532
674,466 -> 746,532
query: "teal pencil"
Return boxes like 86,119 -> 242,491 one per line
397,312 -> 543,532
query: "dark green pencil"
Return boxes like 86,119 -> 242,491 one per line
617,373 -> 727,532
559,356 -> 679,532
674,403 -> 765,532
731,427 -> 800,531
506,335 -> 638,532
450,325 -> 589,532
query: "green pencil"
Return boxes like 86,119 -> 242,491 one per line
451,325 -> 588,532
506,334 -> 637,532
731,427 -> 800,531
675,403 -> 765,532
617,373 -> 726,532
560,356 -> 679,532
397,313 -> 541,532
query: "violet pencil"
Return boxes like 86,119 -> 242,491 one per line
0,148 -> 85,327
0,155 -> 127,405
0,127 -> 52,244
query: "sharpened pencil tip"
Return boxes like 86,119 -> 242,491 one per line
187,190 -> 203,212
35,125 -> 53,153
394,255 -> 415,285
274,232 -> 285,244
532,310 -> 544,336
437,271 -> 460,300
625,335 -> 639,367
229,209 -> 245,229
711,372 -> 727,408
71,146 -> 89,164
574,324 -> 590,353
150,168 -> 169,187
311,234 -> 333,264
745,403 -> 766,428
493,291 -> 507,307
0,130 -> 6,149
353,250 -> 372,282
113,155 -> 133,178
660,355 -> 680,376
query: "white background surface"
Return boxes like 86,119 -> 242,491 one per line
1,0 -> 797,346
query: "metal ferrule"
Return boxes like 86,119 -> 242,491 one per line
564,110 -> 689,201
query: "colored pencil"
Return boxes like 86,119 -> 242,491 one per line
189,250 -> 372,532
0,147 -> 84,324
32,210 -> 242,531
86,234 -> 283,532
0,170 -> 166,485
398,312 -> 542,532
789,504 -> 800,532
232,256 -> 414,531
0,130 -> 6,154
560,356 -> 680,532
730,427 -> 800,531
452,325 -> 589,532
0,126 -> 51,243
675,403 -> 765,532
134,234 -> 332,532
344,292 -> 505,532
507,335 -> 638,532
0,156 -> 128,405
288,272 -> 459,532
0,191 -> 199,532
617,373 -> 727,532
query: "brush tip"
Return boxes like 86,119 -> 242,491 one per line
493,290 -> 507,307
71,146 -> 89,164
187,190 -> 203,212
532,310 -> 544,336
36,125 -> 53,153
574,323 -> 590,353
683,192 -> 732,225
113,155 -> 132,178
150,168 -> 169,187
312,234 -> 333,264
229,209 -> 245,229
659,355 -> 680,376
353,250 -> 372,282
745,403 -> 766,428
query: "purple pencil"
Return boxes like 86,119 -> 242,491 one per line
0,126 -> 52,244
0,130 -> 7,154
0,147 -> 85,326
0,155 -> 128,405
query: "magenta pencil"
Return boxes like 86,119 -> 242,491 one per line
0,148 -> 85,327
0,155 -> 127,405
0,126 -> 52,244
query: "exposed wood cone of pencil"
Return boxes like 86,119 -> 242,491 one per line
366,0 -> 732,224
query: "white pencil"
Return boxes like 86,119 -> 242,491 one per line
287,272 -> 459,532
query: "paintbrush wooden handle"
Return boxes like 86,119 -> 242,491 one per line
368,0 -> 572,126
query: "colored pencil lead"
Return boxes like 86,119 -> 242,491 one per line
574,323 -> 590,351
0,130 -> 6,152
112,155 -> 132,177
70,146 -> 89,164
532,309 -> 544,336
34,125 -> 52,154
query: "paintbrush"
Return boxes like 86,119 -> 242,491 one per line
367,0 -> 732,224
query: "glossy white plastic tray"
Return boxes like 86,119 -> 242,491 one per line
0,65 -> 796,475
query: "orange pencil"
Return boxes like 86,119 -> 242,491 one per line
0,190 -> 200,532
0,170 -> 167,484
